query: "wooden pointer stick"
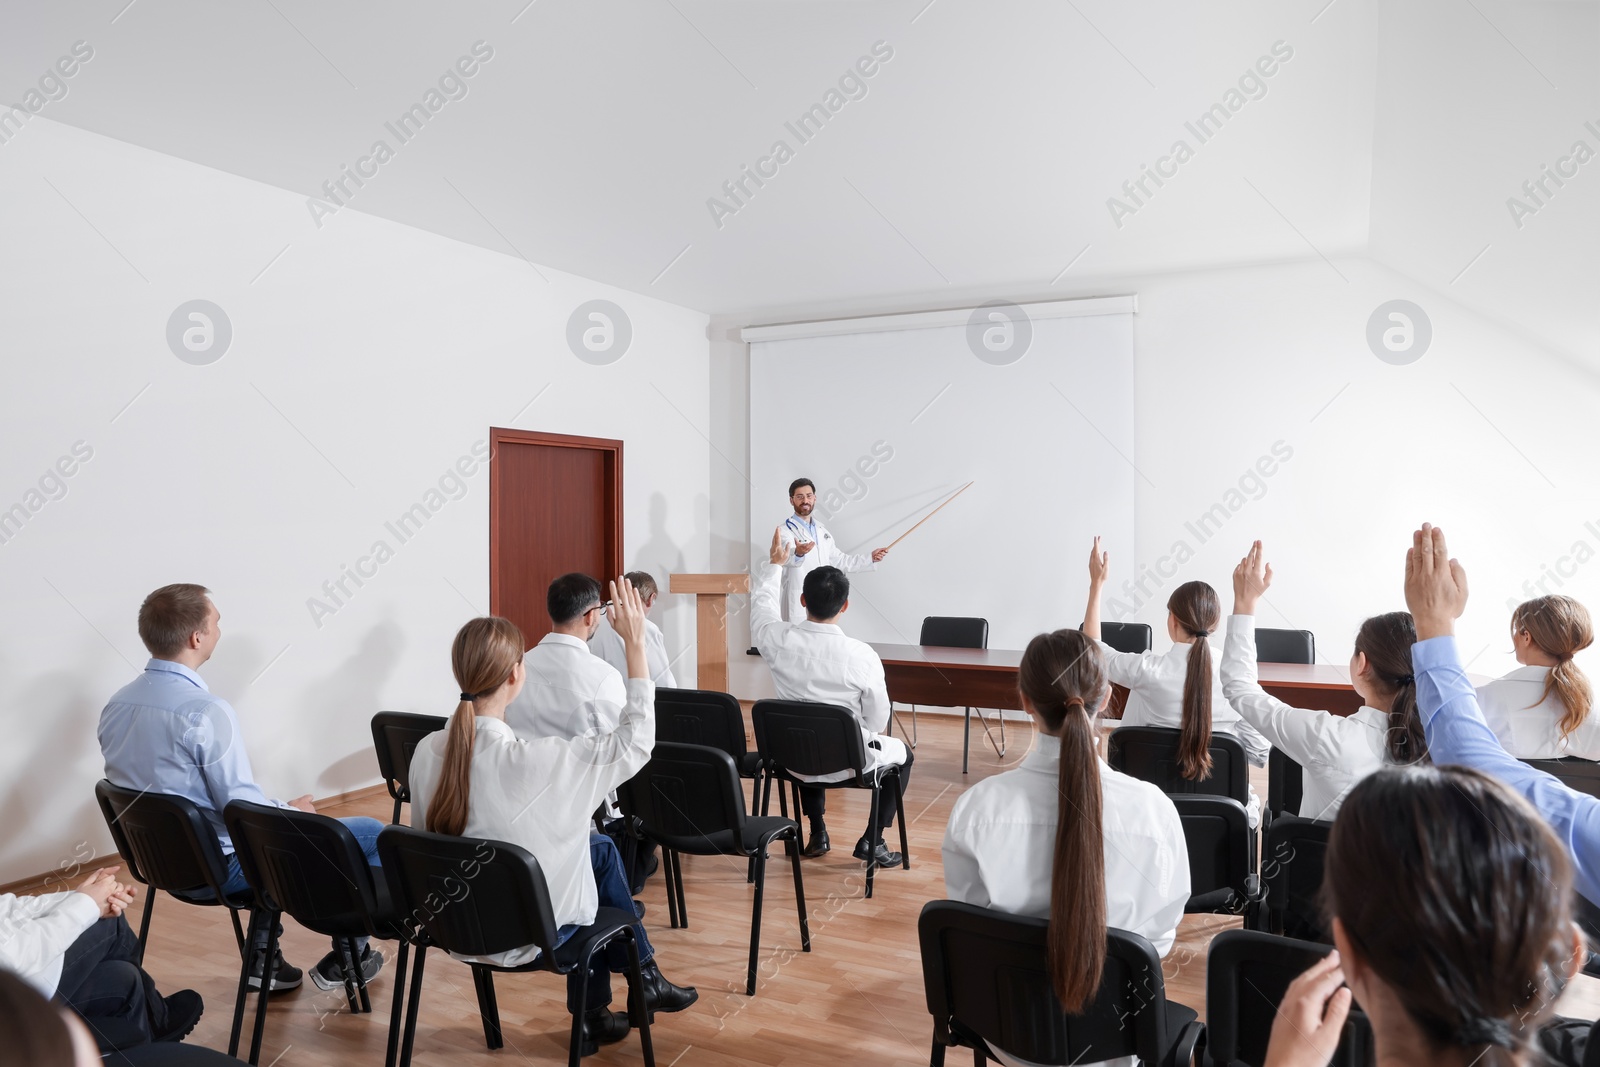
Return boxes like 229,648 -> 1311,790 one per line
886,481 -> 974,550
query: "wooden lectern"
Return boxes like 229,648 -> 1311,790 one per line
669,573 -> 750,693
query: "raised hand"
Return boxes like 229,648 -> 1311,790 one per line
609,576 -> 651,679
1233,540 -> 1274,615
1088,537 -> 1109,586
770,525 -> 793,565
1263,952 -> 1352,1067
1404,524 -> 1469,640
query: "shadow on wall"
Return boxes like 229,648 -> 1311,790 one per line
302,619 -> 404,796
633,492 -> 689,683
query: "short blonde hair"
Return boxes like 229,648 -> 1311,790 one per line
623,571 -> 659,600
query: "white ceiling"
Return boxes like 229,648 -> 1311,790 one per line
1,0 -> 1594,353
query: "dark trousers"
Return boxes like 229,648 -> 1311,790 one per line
798,748 -> 914,837
57,915 -> 168,1043
555,834 -> 655,1014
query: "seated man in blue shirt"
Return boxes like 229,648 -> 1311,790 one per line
98,583 -> 386,993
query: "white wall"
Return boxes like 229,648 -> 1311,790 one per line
0,119 -> 709,883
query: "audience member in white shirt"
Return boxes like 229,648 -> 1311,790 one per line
408,579 -> 696,1055
1221,541 -> 1426,820
507,573 -> 629,741
753,526 -> 912,869
1081,539 -> 1271,825
0,867 -> 202,1044
943,628 -> 1190,1067
589,571 -> 678,687
1478,595 -> 1599,760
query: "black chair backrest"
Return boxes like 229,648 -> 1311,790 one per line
1098,622 -> 1154,655
919,616 -> 988,650
372,712 -> 448,804
94,780 -> 233,898
616,742 -> 746,851
377,826 -> 559,958
918,900 -> 1173,1065
1267,748 -> 1306,819
1255,628 -> 1316,665
654,689 -> 749,762
223,800 -> 383,936
1207,929 -> 1374,1066
751,700 -> 868,780
1105,727 -> 1249,805
1522,756 -> 1600,800
1262,815 -> 1334,943
1169,795 -> 1252,910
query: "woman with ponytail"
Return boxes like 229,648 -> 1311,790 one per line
942,629 -> 1189,1067
1221,541 -> 1426,820
408,577 -> 697,1055
1081,538 -> 1271,825
1264,765 -> 1583,1067
1478,596 -> 1600,759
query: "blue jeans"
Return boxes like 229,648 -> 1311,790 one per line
555,834 -> 654,1013
220,816 -> 385,957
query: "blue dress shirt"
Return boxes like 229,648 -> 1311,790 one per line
98,659 -> 288,853
1414,635 -> 1600,905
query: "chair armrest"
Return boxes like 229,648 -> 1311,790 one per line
1166,1019 -> 1206,1067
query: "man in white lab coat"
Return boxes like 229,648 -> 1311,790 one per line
589,571 -> 678,687
777,477 -> 890,622
753,526 -> 912,867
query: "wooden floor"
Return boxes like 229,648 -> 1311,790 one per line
117,714 -> 1600,1066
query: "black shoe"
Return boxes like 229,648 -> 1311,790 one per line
246,949 -> 303,991
579,1007 -> 631,1056
853,836 -> 903,868
801,827 -> 831,858
633,960 -> 698,1022
310,944 -> 385,991
629,848 -> 661,895
154,989 -> 204,1042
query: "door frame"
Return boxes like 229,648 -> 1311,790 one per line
488,426 -> 624,619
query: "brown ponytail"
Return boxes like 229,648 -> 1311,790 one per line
1513,596 -> 1595,740
426,616 -> 524,837
1019,629 -> 1108,1013
1167,581 -> 1220,781
1353,612 -> 1427,766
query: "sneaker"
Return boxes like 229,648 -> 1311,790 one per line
246,949 -> 303,991
154,989 -> 204,1042
310,944 -> 386,992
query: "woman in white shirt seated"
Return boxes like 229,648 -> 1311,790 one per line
409,579 -> 696,1056
942,628 -> 1190,1067
1477,595 -> 1599,760
1221,541 -> 1426,821
1081,539 -> 1271,825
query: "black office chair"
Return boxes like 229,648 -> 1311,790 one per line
1204,930 -> 1374,1066
1170,796 -> 1260,921
1265,748 -> 1306,831
93,781 -> 252,965
377,826 -> 654,1067
1522,756 -> 1600,800
1098,621 -> 1155,655
1255,628 -> 1316,665
371,712 -> 447,824
900,616 -> 1002,774
1106,727 -> 1251,807
918,900 -> 1203,1067
1258,815 -> 1333,942
223,801 -> 405,1065
751,699 -> 910,898
616,742 -> 810,995
654,688 -> 764,808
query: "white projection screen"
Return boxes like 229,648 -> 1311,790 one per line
748,298 -> 1137,652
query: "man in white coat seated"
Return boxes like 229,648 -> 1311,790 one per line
753,526 -> 912,867
777,477 -> 890,622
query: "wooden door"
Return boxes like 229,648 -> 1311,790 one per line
489,428 -> 623,648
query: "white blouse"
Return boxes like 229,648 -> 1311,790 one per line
1478,665 -> 1600,760
1220,615 -> 1390,821
409,678 -> 655,967
943,733 -> 1190,1067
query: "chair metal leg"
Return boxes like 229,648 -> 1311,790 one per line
384,938 -> 411,1067
227,907 -> 246,955
865,786 -> 880,899
664,850 -> 682,929
392,796 -> 403,824
962,706 -> 972,774
746,849 -> 766,995
931,1039 -> 946,1066
895,772 -> 911,869
568,944 -> 600,1067
472,965 -> 503,1050
760,769 -> 773,817
248,912 -> 282,1065
624,932 -> 656,1067
672,848 -> 688,928
398,944 -> 428,1067
890,704 -> 919,748
338,937 -> 362,1014
788,828 -> 811,952
777,776 -> 788,819
134,891 -> 155,966
229,909 -> 262,1058
974,706 -> 1007,758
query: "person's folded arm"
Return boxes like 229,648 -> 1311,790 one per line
0,891 -> 100,987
